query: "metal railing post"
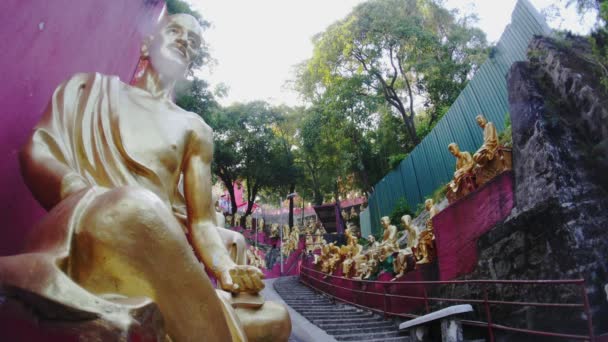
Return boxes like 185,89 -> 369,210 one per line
422,286 -> 430,313
383,283 -> 388,319
580,281 -> 595,341
483,286 -> 495,342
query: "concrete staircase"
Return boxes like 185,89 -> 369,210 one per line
274,277 -> 409,342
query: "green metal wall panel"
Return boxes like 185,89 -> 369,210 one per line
366,0 -> 550,222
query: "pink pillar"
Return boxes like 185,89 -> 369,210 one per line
0,0 -> 164,256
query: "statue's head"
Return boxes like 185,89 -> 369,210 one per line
380,216 -> 390,228
475,114 -> 487,128
142,14 -> 202,80
425,198 -> 434,211
448,142 -> 460,156
400,215 -> 412,227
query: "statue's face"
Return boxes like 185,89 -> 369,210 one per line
448,144 -> 459,156
149,14 -> 202,80
476,115 -> 487,128
380,218 -> 389,228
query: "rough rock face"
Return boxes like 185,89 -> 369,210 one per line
434,35 -> 608,336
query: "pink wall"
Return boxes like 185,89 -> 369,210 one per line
0,0 -> 164,256
433,171 -> 515,281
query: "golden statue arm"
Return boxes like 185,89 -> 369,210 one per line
183,129 -> 264,294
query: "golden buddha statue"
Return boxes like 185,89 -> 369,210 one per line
0,14 -> 289,341
245,215 -> 253,230
270,223 -> 279,238
341,209 -> 350,220
258,217 -> 264,231
473,114 -> 499,166
447,142 -> 476,203
379,216 -> 399,253
392,215 -> 418,281
416,199 -> 438,264
350,207 -> 358,219
471,114 -> 513,186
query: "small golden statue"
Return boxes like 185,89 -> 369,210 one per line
247,246 -> 266,270
415,199 -> 439,264
258,217 -> 265,231
392,215 -> 418,280
446,142 -> 477,203
350,207 -> 359,219
0,14 -> 290,341
341,209 -> 350,220
270,223 -> 279,238
472,114 -> 513,186
245,215 -> 253,230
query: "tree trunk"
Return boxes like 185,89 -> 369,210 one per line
244,183 -> 260,217
288,184 -> 295,227
223,180 -> 237,225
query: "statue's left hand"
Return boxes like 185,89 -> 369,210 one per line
218,265 -> 265,294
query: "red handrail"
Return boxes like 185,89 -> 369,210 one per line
299,264 -> 595,341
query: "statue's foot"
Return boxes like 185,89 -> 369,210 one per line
416,258 -> 429,264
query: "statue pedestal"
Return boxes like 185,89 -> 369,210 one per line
433,171 -> 514,281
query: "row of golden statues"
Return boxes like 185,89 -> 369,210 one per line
0,14 -> 290,341
312,199 -> 439,281
447,115 -> 512,203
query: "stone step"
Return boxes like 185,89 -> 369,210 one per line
300,312 -> 372,320
327,325 -> 399,336
311,317 -> 386,325
363,336 -> 410,342
333,331 -> 404,341
318,321 -> 396,331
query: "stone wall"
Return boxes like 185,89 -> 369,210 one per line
433,35 -> 608,337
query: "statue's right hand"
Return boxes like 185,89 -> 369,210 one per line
218,265 -> 265,294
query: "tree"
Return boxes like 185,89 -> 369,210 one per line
296,0 -> 487,145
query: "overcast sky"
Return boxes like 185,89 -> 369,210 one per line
189,0 -> 595,107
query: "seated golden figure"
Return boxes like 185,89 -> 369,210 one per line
446,143 -> 476,203
472,114 -> 513,186
379,216 -> 399,253
392,215 -> 418,281
245,215 -> 253,230
415,199 -> 438,265
0,14 -> 289,341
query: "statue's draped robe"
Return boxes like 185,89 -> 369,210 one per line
19,73 -> 247,340
450,151 -> 475,192
29,72 -> 189,222
473,122 -> 499,165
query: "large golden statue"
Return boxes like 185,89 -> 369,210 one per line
0,14 -> 290,341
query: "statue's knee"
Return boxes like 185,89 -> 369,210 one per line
83,186 -> 171,234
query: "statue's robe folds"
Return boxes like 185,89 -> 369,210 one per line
473,122 -> 499,165
450,151 -> 475,192
1,73 -> 253,340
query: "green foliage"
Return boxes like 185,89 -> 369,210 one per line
389,197 -> 413,225
296,0 -> 488,147
388,153 -> 408,169
499,113 -> 512,147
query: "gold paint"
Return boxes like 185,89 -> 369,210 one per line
471,114 -> 513,187
415,199 -> 438,265
0,13 -> 290,342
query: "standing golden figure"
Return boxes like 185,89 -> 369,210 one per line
0,14 -> 290,342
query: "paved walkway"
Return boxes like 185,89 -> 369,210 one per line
262,277 -> 337,342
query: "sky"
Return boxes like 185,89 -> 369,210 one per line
189,0 -> 596,107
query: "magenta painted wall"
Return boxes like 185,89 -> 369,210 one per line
434,171 -> 515,281
0,0 -> 164,256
